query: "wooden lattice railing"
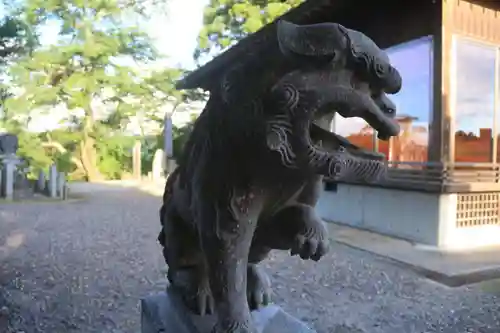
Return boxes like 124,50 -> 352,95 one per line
333,161 -> 500,192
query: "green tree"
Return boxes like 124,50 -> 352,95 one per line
0,14 -> 36,116
0,16 -> 35,61
195,0 -> 304,59
4,0 -> 177,181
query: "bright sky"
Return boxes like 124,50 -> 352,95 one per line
146,0 -> 209,69
33,0 -> 208,69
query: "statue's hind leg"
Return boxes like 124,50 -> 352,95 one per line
194,187 -> 263,333
247,245 -> 272,310
158,203 -> 215,315
160,199 -> 274,315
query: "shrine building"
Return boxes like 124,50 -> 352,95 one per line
181,0 -> 500,250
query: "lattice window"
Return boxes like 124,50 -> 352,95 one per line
456,193 -> 500,228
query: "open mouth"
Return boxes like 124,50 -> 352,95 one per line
309,112 -> 398,162
309,88 -> 401,164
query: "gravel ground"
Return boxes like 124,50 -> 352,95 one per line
0,183 -> 499,333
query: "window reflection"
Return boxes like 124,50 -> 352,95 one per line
333,37 -> 433,168
334,117 -> 375,151
453,38 -> 496,163
384,37 -> 432,167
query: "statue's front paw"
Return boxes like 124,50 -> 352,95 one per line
247,264 -> 272,310
290,217 -> 329,261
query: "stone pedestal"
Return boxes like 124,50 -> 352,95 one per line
141,287 -> 316,333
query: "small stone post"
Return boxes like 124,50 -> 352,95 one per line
152,149 -> 165,181
36,170 -> 46,193
1,160 -> 15,200
48,164 -> 58,198
57,172 -> 66,198
163,114 -> 173,175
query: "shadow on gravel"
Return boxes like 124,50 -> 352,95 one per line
0,182 -> 167,333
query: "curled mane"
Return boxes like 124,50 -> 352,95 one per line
177,94 -> 264,195
177,42 -> 301,194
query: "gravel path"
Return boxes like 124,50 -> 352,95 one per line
0,183 -> 499,333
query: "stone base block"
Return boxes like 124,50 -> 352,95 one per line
141,287 -> 316,333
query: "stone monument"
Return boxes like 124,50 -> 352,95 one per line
152,149 -> 165,181
0,133 -> 68,201
144,20 -> 402,333
0,133 -> 23,200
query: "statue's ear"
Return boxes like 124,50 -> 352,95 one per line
276,20 -> 347,58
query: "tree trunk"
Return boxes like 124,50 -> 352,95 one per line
80,114 -> 104,182
41,141 -> 85,172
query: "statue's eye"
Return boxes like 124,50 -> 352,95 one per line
372,61 -> 387,78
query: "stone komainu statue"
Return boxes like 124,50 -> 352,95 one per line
158,21 -> 402,333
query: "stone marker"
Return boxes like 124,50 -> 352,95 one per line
48,164 -> 58,198
36,170 -> 46,193
163,115 -> 173,159
13,170 -> 34,200
152,149 -> 165,181
141,287 -> 316,333
57,172 -> 66,198
0,161 -> 14,200
62,184 -> 69,200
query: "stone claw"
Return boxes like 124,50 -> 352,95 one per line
290,224 -> 329,261
211,319 -> 257,333
175,270 -> 215,316
194,286 -> 215,316
247,264 -> 272,310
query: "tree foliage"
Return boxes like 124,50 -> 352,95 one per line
195,0 -> 303,59
4,0 -> 182,181
0,13 -> 37,111
0,16 -> 35,62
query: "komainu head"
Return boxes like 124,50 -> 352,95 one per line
267,20 -> 402,182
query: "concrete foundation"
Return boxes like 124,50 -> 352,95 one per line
316,184 -> 500,250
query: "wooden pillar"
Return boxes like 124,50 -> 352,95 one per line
133,140 -> 142,180
428,0 -> 452,165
